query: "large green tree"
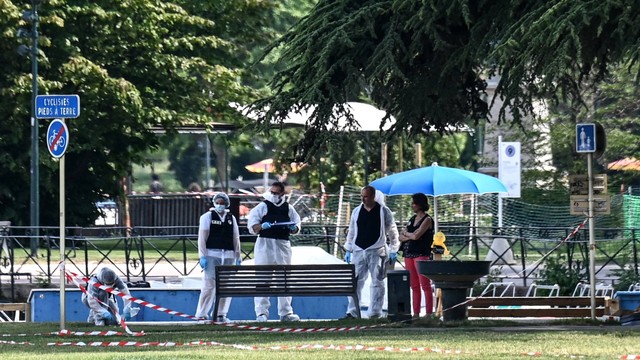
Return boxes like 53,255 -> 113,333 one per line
0,0 -> 274,226
252,0 -> 640,161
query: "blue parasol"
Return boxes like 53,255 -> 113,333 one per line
370,163 -> 507,232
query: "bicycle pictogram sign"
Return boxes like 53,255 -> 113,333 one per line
47,119 -> 69,158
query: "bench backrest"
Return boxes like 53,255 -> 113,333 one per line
215,264 -> 357,297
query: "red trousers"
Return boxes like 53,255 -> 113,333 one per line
404,256 -> 433,315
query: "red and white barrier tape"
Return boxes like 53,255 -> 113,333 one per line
64,271 -> 143,336
67,270 -> 199,321
622,356 -> 640,360
46,340 -> 464,353
0,340 -> 33,345
1,330 -> 125,338
500,216 -> 589,280
57,330 -> 127,337
65,270 -> 385,333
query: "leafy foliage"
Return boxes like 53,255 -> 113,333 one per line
0,0 -> 273,225
253,0 -> 640,161
610,265 -> 640,292
537,254 -> 585,296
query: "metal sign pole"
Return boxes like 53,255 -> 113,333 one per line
587,152 -> 596,319
59,120 -> 66,330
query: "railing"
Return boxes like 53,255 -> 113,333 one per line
1,223 -> 639,301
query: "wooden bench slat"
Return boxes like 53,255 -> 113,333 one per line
0,303 -> 28,311
468,307 -> 605,318
467,296 -> 606,307
0,303 -> 31,322
466,296 -> 609,318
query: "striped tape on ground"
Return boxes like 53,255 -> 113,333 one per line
46,340 -> 463,353
0,340 -> 33,345
1,330 -> 126,338
66,270 -> 387,333
64,271 -> 143,336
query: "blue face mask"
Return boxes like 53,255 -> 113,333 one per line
214,204 -> 226,213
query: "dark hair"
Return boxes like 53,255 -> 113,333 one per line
362,185 -> 376,196
412,193 -> 430,211
271,181 -> 285,193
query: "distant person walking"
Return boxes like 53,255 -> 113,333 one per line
149,173 -> 164,193
195,193 -> 241,322
343,186 -> 399,319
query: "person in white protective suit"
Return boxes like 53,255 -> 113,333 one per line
342,186 -> 400,319
247,181 -> 302,322
195,192 -> 241,322
82,267 -> 138,326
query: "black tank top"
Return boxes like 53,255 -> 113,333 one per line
402,214 -> 433,258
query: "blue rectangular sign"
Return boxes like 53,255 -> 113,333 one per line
576,123 -> 596,153
35,94 -> 80,119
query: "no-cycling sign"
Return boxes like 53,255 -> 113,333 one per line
47,119 -> 69,158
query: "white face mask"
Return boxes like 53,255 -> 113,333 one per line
214,204 -> 226,213
264,192 -> 283,205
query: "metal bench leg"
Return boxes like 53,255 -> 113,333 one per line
352,294 -> 362,319
212,299 -> 219,320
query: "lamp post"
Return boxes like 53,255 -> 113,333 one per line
24,1 -> 40,255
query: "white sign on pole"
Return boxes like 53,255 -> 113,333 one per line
570,195 -> 611,215
498,141 -> 521,198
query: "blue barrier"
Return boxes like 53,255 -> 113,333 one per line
28,288 -> 349,322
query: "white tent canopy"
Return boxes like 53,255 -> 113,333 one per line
231,101 -> 396,132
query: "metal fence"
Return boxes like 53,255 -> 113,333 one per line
2,222 -> 639,301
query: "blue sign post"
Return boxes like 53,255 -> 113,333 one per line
36,94 -> 79,330
35,94 -> 80,119
575,122 -> 602,318
576,123 -> 596,153
47,119 -> 69,158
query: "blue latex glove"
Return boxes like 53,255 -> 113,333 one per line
235,258 -> 242,266
288,224 -> 298,232
389,252 -> 398,263
261,222 -> 272,230
199,256 -> 207,269
100,309 -> 114,322
344,251 -> 352,264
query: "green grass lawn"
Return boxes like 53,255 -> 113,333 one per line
1,320 -> 639,359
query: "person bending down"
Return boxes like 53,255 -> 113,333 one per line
81,267 -> 138,326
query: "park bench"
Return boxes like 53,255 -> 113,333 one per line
0,302 -> 31,322
214,264 -> 359,318
466,296 -> 609,318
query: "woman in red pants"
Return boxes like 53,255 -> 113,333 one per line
399,193 -> 434,318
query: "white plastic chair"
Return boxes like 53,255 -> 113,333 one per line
628,282 -> 640,291
472,282 -> 517,297
526,283 -> 560,297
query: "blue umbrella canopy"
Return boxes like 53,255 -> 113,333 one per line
370,164 -> 507,233
370,164 -> 507,196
